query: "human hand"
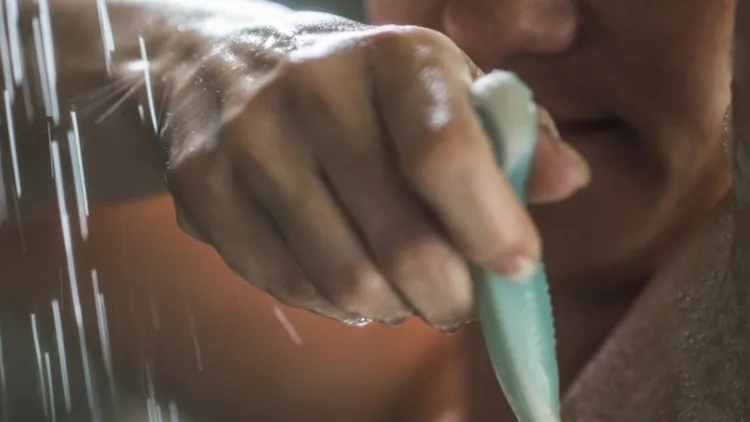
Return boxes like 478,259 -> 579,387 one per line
163,13 -> 590,330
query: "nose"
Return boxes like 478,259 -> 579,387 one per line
442,0 -> 578,70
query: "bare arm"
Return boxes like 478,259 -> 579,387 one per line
31,0 -> 293,92
6,0 -> 296,221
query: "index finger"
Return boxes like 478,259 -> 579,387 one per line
370,28 -> 540,279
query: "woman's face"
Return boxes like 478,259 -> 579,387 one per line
368,0 -> 735,286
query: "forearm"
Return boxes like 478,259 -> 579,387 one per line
19,0 -> 293,116
1,0 -> 295,222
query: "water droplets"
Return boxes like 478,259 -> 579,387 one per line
272,305 -> 303,346
93,269 -> 116,401
31,313 -> 49,416
0,324 -> 8,422
37,0 -> 60,124
68,111 -> 90,241
345,317 -> 372,328
52,138 -> 98,420
51,299 -> 72,413
138,36 -> 158,134
96,0 -> 116,74
44,352 -> 57,422
4,90 -> 21,198
186,305 -> 203,372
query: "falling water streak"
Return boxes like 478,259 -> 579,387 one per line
48,127 -> 55,178
145,362 -> 159,422
11,186 -> 26,253
44,353 -> 57,422
31,313 -> 50,417
96,0 -> 116,74
138,36 -> 158,134
69,111 -> 89,216
157,404 -> 165,422
138,104 -> 145,122
58,268 -> 64,311
21,63 -> 33,123
72,75 -> 140,115
98,293 -> 113,367
186,306 -> 203,372
51,140 -> 98,420
114,300 -> 121,350
92,270 -> 116,400
67,130 -> 89,240
271,306 -> 303,346
0,148 -> 8,226
32,18 -> 52,119
147,398 -> 157,422
51,300 -> 72,413
138,345 -> 147,396
8,0 -> 33,123
169,401 -> 180,422
4,90 -> 21,197
0,1 -> 15,101
6,0 -> 24,86
156,78 -> 170,137
149,291 -> 160,331
0,325 -> 8,422
38,0 -> 60,124
94,79 -> 144,124
0,96 -> 5,226
148,398 -> 160,422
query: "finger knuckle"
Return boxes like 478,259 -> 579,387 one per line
387,238 -> 473,327
401,134 -> 473,189
368,25 -> 446,56
369,27 -> 467,74
281,62 -> 343,120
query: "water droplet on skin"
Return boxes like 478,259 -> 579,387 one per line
346,317 -> 372,327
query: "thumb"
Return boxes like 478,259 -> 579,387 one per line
527,105 -> 591,204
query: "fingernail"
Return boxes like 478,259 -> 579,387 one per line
537,104 -> 592,189
383,317 -> 408,327
537,105 -> 560,140
441,325 -> 462,335
497,255 -> 537,282
559,142 -> 591,189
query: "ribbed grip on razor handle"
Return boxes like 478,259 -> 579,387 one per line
470,71 -> 561,422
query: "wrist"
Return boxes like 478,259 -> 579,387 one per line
158,12 -> 369,164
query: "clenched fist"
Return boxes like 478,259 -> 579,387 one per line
161,12 -> 590,331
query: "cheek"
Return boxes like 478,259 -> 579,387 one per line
596,0 -> 734,154
366,0 -> 445,27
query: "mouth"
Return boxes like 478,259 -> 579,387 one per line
555,118 -> 626,142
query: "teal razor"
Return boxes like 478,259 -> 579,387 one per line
469,71 -> 561,422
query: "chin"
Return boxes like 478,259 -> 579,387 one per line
531,127 -> 674,286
